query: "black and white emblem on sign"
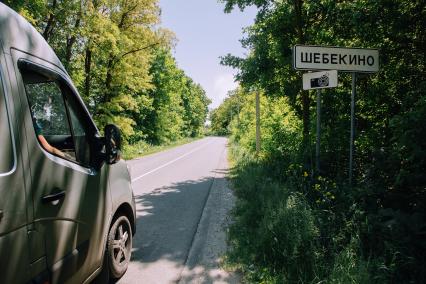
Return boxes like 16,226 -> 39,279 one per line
303,70 -> 337,90
311,74 -> 329,88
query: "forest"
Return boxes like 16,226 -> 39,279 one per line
212,0 -> 425,283
4,0 -> 211,153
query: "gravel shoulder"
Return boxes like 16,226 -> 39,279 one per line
178,145 -> 240,284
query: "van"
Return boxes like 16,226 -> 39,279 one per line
0,3 -> 136,283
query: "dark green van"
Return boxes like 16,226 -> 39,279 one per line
0,3 -> 136,283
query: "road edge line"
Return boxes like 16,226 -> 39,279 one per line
131,140 -> 213,183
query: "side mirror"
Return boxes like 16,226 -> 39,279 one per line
104,124 -> 122,164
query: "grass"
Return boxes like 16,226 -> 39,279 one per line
123,136 -> 204,160
224,143 -> 384,284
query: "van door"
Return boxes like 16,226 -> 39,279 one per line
12,51 -> 111,283
0,51 -> 31,283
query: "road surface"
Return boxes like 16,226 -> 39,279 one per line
118,137 -> 238,284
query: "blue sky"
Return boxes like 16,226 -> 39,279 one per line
158,0 -> 257,109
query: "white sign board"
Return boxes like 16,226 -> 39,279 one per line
303,70 -> 338,90
294,45 -> 379,73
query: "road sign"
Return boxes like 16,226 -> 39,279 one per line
293,45 -> 379,73
303,70 -> 338,90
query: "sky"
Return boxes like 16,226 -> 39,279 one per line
158,0 -> 257,109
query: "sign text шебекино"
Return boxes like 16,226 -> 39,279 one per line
293,45 -> 379,73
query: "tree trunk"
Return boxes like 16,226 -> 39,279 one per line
294,0 -> 311,166
84,47 -> 92,100
103,8 -> 132,103
42,0 -> 57,41
64,11 -> 81,67
104,59 -> 113,103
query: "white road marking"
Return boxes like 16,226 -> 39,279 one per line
131,141 -> 213,183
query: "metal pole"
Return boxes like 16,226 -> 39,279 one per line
256,91 -> 261,155
349,73 -> 356,185
316,89 -> 321,174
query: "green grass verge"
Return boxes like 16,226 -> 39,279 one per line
224,143 -> 384,284
123,136 -> 204,160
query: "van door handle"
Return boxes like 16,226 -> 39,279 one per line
0,210 -> 3,222
41,191 -> 66,204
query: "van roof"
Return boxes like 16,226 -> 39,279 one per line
0,3 -> 65,72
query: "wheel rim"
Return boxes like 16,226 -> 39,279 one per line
112,221 -> 131,266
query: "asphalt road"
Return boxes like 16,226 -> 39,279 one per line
118,137 -> 236,284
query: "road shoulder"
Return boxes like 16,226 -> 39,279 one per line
178,145 -> 240,284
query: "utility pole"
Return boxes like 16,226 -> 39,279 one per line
237,95 -> 240,126
256,91 -> 261,155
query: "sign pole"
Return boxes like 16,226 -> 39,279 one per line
293,45 -> 379,186
349,72 -> 356,185
316,89 -> 321,174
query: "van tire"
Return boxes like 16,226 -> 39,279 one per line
107,215 -> 133,280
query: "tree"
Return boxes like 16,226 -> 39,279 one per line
220,0 -> 311,162
210,88 -> 244,136
4,1 -> 210,144
138,48 -> 210,144
219,0 -> 426,282
181,79 -> 211,137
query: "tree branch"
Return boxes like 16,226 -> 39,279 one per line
111,42 -> 159,69
120,43 -> 159,60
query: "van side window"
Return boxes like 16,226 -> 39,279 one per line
64,94 -> 91,165
0,76 -> 14,174
21,69 -> 91,166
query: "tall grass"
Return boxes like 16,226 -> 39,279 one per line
226,144 -> 394,283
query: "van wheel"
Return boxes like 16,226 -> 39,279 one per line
107,215 -> 132,280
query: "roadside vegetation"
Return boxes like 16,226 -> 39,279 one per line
213,0 -> 426,283
123,136 -> 202,160
6,0 -> 210,153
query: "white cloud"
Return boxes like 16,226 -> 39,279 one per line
209,73 -> 238,109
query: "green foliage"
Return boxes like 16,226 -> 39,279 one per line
4,1 -> 210,148
139,48 -> 211,144
211,88 -> 302,161
209,88 -> 244,136
217,0 -> 426,282
328,236 -> 372,284
230,92 -> 302,161
227,144 -> 398,283
227,148 -> 320,283
123,136 -> 201,160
